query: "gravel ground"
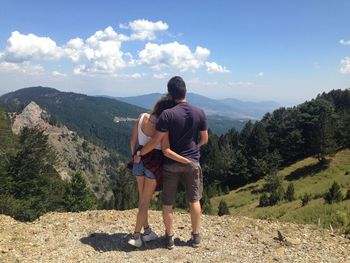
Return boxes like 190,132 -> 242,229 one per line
1,209 -> 349,263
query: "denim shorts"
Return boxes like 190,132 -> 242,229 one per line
132,160 -> 156,180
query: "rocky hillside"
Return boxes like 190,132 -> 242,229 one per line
0,210 -> 349,262
10,101 -> 119,199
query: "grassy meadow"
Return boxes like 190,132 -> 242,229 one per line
211,149 -> 350,230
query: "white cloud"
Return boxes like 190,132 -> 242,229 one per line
2,31 -> 63,63
138,41 -> 210,71
66,26 -> 133,75
205,61 -> 230,73
130,73 -> 142,79
0,20 -> 226,77
340,57 -> 350,73
153,72 -> 170,79
256,71 -> 264,77
0,61 -> 45,75
52,71 -> 67,77
228,81 -> 254,87
120,19 -> 168,41
188,78 -> 218,86
340,39 -> 350,46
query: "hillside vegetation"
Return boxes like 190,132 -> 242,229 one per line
211,149 -> 350,231
0,87 -> 145,158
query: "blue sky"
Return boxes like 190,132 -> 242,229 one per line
0,0 -> 350,105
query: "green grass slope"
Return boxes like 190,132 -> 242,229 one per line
211,149 -> 350,230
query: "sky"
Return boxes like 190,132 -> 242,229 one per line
0,0 -> 350,105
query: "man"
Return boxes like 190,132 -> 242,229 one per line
135,76 -> 208,249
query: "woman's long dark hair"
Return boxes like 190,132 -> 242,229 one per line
150,95 -> 175,118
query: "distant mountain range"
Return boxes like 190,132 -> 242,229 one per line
115,92 -> 280,120
0,87 -> 145,158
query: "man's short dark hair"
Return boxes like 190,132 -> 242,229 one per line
167,76 -> 186,101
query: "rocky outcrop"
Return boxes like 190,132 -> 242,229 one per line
12,101 -> 50,134
10,101 -> 119,199
0,210 -> 349,262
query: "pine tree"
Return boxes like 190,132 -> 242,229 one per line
345,189 -> 350,200
324,181 -> 343,204
218,199 -> 230,216
201,192 -> 213,215
63,172 -> 97,212
259,193 -> 270,207
301,193 -> 311,206
3,127 -> 65,221
285,183 -> 295,201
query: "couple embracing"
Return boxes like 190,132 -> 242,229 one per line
128,76 -> 208,249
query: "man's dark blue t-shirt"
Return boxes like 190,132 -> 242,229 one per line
156,102 -> 208,164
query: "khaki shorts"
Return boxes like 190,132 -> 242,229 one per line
162,162 -> 203,206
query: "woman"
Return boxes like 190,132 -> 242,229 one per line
128,96 -> 191,248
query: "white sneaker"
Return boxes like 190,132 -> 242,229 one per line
127,235 -> 143,248
142,230 -> 158,242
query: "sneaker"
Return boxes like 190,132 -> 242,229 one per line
190,233 -> 201,248
142,230 -> 158,242
127,234 -> 143,248
165,234 -> 175,250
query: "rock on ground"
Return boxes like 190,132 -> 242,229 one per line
0,210 -> 349,263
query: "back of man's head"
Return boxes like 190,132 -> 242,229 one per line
167,76 -> 186,101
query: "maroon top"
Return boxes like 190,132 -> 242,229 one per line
141,149 -> 164,191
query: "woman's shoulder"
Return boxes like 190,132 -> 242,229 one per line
138,112 -> 150,120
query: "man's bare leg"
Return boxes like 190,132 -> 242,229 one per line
189,201 -> 201,234
162,205 -> 174,235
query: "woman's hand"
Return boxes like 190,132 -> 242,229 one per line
133,155 -> 141,164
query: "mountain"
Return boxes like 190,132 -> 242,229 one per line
0,87 -> 146,158
10,101 -> 117,199
116,92 -> 280,120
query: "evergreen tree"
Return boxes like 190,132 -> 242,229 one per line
269,186 -> 285,206
298,99 -> 337,162
345,189 -> 350,200
264,172 -> 282,193
201,192 -> 213,215
218,199 -> 230,216
63,172 -> 97,212
301,193 -> 311,206
112,167 -> 138,210
324,181 -> 343,204
259,193 -> 270,207
2,127 -> 65,221
285,183 -> 295,201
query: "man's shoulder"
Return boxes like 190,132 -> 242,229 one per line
186,103 -> 206,116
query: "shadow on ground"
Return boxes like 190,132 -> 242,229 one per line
80,232 -> 189,252
285,161 -> 329,181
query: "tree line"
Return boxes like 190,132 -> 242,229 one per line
200,89 -> 350,194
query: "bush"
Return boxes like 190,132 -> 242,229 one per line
218,199 -> 230,216
301,193 -> 311,206
259,193 -> 270,207
345,189 -> 350,200
285,183 -> 295,201
264,172 -> 282,193
324,181 -> 343,204
201,192 -> 213,215
332,211 -> 349,228
269,186 -> 285,206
